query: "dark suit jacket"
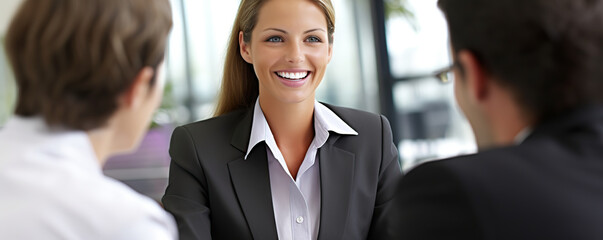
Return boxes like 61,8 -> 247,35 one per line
391,106 -> 603,239
163,104 -> 401,240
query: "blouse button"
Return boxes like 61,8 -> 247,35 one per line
296,216 -> 304,224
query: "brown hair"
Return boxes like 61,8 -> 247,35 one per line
214,0 -> 335,116
5,0 -> 172,130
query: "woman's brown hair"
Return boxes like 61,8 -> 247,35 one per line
5,0 -> 172,130
214,0 -> 336,116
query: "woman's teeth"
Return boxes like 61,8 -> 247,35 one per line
276,71 -> 308,80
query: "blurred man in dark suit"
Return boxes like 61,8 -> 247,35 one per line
391,0 -> 603,239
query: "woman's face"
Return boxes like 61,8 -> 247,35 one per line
240,0 -> 333,105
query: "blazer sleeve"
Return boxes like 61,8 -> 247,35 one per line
367,115 -> 404,240
389,161 -> 481,239
162,126 -> 212,240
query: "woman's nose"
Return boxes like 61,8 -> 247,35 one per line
286,42 -> 304,63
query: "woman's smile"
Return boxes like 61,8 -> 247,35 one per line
274,70 -> 312,88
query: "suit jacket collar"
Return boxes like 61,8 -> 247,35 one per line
317,135 -> 355,240
228,107 -> 278,239
230,107 -> 254,153
227,144 -> 279,240
228,105 -> 356,240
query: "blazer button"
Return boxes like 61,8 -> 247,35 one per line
296,216 -> 304,224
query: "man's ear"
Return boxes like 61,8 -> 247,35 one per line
457,50 -> 489,102
121,67 -> 155,109
239,31 -> 253,64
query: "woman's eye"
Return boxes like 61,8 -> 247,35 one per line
306,36 -> 321,42
267,36 -> 283,42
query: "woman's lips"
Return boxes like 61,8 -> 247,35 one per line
274,71 -> 311,88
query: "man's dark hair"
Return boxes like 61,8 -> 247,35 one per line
439,0 -> 603,122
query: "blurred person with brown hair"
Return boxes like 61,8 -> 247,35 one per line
0,0 -> 176,239
391,0 -> 603,239
161,0 -> 402,239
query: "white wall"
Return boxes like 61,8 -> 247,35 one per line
0,0 -> 22,36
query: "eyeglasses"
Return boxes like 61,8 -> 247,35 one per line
396,63 -> 458,84
433,65 -> 455,84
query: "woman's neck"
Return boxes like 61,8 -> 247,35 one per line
259,97 -> 315,145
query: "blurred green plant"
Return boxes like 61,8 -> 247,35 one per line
150,79 -> 176,128
384,0 -> 416,29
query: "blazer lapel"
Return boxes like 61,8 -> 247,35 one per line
317,135 -> 355,240
228,107 -> 278,240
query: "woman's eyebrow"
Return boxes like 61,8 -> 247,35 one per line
263,28 -> 287,33
262,28 -> 326,34
304,28 -> 326,34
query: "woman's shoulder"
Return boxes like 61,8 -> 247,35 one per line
171,107 -> 251,145
179,107 -> 250,133
320,103 -> 386,130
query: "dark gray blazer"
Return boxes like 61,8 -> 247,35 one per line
391,106 -> 603,239
162,104 -> 401,240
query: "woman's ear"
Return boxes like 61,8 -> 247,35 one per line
239,31 -> 253,64
121,67 -> 155,109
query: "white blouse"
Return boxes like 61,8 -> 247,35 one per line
246,100 -> 357,240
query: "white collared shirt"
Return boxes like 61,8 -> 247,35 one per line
245,100 -> 357,240
0,116 -> 177,240
514,127 -> 533,145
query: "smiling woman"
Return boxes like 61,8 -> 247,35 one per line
162,0 -> 402,239
240,0 -> 332,110
214,0 -> 336,116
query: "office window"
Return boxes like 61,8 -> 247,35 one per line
383,0 -> 476,171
